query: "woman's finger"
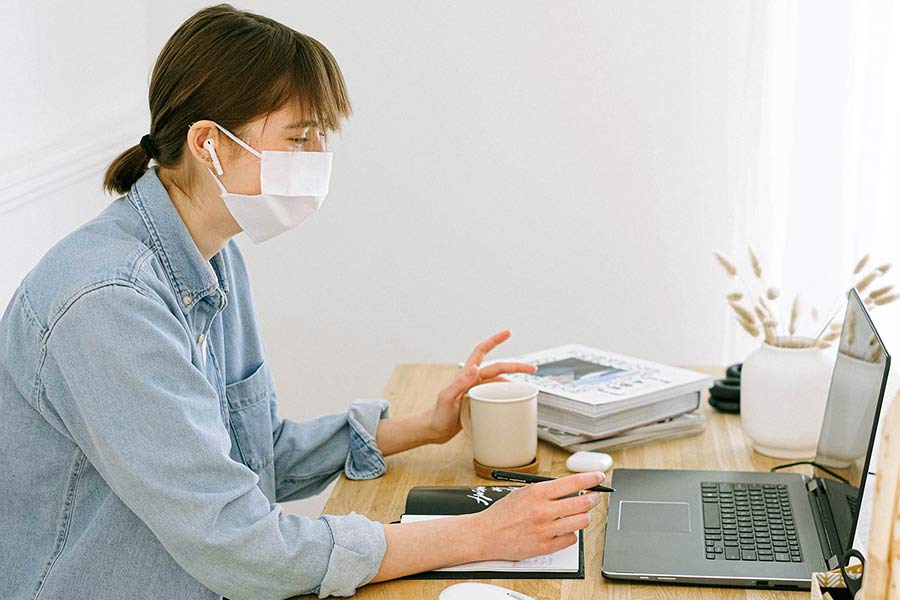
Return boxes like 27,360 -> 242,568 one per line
552,513 -> 591,537
463,330 -> 511,369
538,472 -> 605,499
545,532 -> 579,554
552,492 -> 601,519
478,361 -> 537,381
438,364 -> 479,402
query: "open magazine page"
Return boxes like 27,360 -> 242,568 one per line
481,344 -> 712,406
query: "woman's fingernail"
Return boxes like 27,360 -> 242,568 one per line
589,492 -> 601,507
596,471 -> 606,483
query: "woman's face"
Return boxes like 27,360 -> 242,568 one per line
194,103 -> 329,197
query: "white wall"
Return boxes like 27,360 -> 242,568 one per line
148,0 -> 759,418
4,1 -> 898,517
1,1 -> 151,303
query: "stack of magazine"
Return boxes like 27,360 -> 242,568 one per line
479,344 -> 713,452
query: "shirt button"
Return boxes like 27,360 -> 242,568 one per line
197,333 -> 205,344
182,295 -> 192,306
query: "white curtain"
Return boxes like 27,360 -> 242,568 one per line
726,0 -> 900,402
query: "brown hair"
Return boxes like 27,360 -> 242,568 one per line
104,4 -> 351,195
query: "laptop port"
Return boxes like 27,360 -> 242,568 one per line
754,581 -> 769,586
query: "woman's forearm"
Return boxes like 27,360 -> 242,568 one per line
369,513 -> 485,582
374,410 -> 441,456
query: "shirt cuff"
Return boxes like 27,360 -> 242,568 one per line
315,513 -> 387,598
344,398 -> 390,480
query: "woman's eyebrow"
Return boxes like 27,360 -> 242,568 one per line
283,120 -> 319,130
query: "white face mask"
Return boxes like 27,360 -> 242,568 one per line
207,122 -> 332,244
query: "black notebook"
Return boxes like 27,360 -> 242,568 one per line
400,485 -> 585,580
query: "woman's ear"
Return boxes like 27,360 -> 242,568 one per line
185,120 -> 220,170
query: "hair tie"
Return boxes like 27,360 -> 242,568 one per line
139,134 -> 158,159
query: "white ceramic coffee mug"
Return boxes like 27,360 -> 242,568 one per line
459,381 -> 538,468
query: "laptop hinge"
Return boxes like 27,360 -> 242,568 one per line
806,477 -> 839,569
807,477 -> 841,568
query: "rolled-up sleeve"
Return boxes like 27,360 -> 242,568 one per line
272,398 -> 390,503
315,513 -> 387,598
41,282 -> 386,599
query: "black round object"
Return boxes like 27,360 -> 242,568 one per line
708,396 -> 741,414
726,362 -> 743,380
710,377 -> 741,402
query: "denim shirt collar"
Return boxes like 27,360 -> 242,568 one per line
128,167 -> 230,312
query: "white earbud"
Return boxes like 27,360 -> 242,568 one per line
204,138 -> 224,176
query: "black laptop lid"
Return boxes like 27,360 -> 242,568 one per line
812,288 -> 891,554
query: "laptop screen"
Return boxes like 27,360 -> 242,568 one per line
812,288 -> 890,552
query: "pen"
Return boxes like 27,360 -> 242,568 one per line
491,469 -> 615,493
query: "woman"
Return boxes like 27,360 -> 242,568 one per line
0,5 -> 603,599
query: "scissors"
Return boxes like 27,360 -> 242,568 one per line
839,548 -> 865,600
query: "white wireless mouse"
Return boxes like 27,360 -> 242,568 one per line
438,582 -> 534,600
566,450 -> 613,473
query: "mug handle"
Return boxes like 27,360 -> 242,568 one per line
459,394 -> 473,440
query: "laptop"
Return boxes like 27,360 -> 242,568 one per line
602,288 -> 891,590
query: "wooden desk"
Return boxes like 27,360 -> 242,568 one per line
320,364 -> 807,599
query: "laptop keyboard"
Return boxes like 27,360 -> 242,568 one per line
701,482 -> 802,562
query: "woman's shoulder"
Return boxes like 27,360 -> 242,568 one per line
19,198 -> 163,330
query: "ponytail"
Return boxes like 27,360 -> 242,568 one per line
103,144 -> 151,195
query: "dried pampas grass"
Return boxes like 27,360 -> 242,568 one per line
749,246 -> 762,278
714,251 -> 737,277
714,250 -> 897,349
818,330 -> 841,347
789,295 -> 800,336
874,294 -> 899,306
869,285 -> 894,300
736,317 -> 760,338
730,302 -> 756,325
754,306 -> 767,323
855,271 -> 880,293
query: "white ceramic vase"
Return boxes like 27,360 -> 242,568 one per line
740,338 -> 834,459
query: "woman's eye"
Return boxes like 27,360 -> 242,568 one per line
288,132 -> 326,148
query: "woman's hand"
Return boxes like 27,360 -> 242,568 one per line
471,472 -> 605,560
372,471 -> 605,583
426,329 -> 538,444
375,330 -> 537,456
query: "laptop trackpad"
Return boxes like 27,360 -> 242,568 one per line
618,501 -> 691,533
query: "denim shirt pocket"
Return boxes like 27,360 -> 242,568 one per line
225,362 -> 275,475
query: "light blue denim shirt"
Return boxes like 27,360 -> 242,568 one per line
0,167 -> 390,600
